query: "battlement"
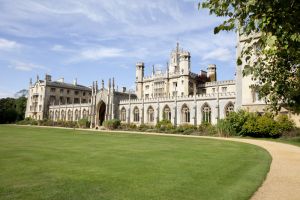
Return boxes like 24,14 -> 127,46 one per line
200,80 -> 236,87
119,92 -> 236,104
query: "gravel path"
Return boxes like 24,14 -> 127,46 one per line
13,125 -> 300,199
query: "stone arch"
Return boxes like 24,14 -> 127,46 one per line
49,111 -> 53,120
120,107 -> 126,122
97,101 -> 106,126
67,110 -> 72,121
61,110 -> 65,121
55,110 -> 59,120
201,103 -> 211,123
147,106 -> 154,123
181,104 -> 190,123
75,109 -> 79,121
133,106 -> 140,122
163,104 -> 171,121
224,102 -> 234,117
82,109 -> 87,119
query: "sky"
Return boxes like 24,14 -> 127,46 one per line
0,0 -> 237,98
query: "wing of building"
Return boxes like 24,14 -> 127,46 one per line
25,42 -> 299,128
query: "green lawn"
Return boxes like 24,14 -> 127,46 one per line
0,125 -> 271,200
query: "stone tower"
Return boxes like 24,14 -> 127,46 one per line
207,64 -> 217,82
135,62 -> 144,99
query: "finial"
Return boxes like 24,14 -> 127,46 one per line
36,75 -> 39,81
29,78 -> 32,85
176,42 -> 179,53
108,78 -> 111,88
112,77 -> 115,91
101,79 -> 104,89
152,65 -> 155,75
95,81 -> 98,91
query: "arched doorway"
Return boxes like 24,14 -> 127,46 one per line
99,102 -> 106,126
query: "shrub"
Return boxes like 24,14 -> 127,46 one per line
241,113 -> 281,138
276,114 -> 295,132
225,110 -> 250,135
78,118 -> 90,128
138,124 -> 154,131
17,117 -> 38,125
216,119 -> 231,137
103,119 -> 121,130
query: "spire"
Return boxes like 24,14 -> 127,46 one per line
166,62 -> 169,72
112,77 -> 115,91
101,79 -> 104,89
152,65 -> 155,75
95,81 -> 98,92
29,78 -> 32,85
108,78 -> 111,89
92,81 -> 95,94
36,75 -> 39,82
176,42 -> 179,53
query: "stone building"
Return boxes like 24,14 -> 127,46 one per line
25,43 -> 236,128
28,41 -> 299,128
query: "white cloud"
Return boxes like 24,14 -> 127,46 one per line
0,38 -> 20,50
9,61 -> 46,71
202,48 -> 233,62
0,87 -> 14,98
80,48 -> 123,60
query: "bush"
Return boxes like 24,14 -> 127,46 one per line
78,118 -> 90,128
216,119 -> 231,137
241,113 -> 281,138
16,117 -> 37,125
225,110 -> 250,135
103,119 -> 121,130
276,114 -> 295,132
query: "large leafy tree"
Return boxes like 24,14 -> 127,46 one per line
200,0 -> 300,112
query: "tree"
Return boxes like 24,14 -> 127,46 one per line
0,96 -> 27,123
14,89 -> 28,98
200,0 -> 300,112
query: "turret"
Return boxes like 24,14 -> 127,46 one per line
135,62 -> 144,99
207,64 -> 217,81
179,51 -> 190,75
45,74 -> 51,82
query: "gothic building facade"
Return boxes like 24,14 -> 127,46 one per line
27,41 -> 299,128
25,43 -> 236,128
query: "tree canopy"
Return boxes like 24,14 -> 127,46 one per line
200,0 -> 300,112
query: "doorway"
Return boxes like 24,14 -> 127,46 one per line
99,102 -> 106,126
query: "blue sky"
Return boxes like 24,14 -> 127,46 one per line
0,0 -> 236,98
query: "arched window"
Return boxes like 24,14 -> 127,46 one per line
133,107 -> 139,122
82,109 -> 87,119
78,110 -> 81,120
75,110 -> 79,121
202,103 -> 211,123
49,111 -> 53,120
163,105 -> 171,121
68,110 -> 72,121
147,106 -> 154,123
55,110 -> 59,120
181,104 -> 190,123
225,102 -> 234,117
61,110 -> 65,121
120,107 -> 126,122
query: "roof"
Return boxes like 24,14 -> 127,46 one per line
46,81 -> 91,91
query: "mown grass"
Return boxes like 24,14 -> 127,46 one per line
0,125 -> 271,200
